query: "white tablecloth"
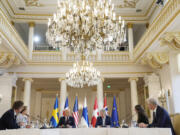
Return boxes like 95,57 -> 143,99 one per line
0,128 -> 172,135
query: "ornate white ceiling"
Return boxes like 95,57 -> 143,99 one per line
1,0 -> 156,22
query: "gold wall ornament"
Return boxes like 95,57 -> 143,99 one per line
141,52 -> 169,69
0,52 -> 21,68
127,23 -> 133,28
115,0 -> 139,9
160,32 -> 180,50
24,0 -> 44,7
28,22 -> 35,27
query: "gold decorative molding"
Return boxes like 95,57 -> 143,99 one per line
133,0 -> 179,62
11,21 -> 14,26
141,52 -> 169,69
127,23 -> 133,28
24,0 -> 44,7
160,32 -> 180,50
4,0 -> 156,18
146,23 -> 149,29
58,78 -> 66,82
115,0 -> 139,8
0,9 -> 29,62
0,52 -> 21,68
128,77 -> 138,82
22,78 -> 33,82
8,71 -> 153,75
28,22 -> 35,27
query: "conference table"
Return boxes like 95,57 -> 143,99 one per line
0,128 -> 172,135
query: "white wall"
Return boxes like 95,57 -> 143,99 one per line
156,52 -> 180,114
0,73 -> 13,116
156,64 -> 173,114
168,52 -> 180,113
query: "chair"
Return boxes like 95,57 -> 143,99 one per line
171,114 -> 180,135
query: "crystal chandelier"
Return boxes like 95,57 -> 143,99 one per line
66,60 -> 101,88
46,0 -> 126,55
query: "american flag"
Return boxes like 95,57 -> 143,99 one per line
73,96 -> 79,127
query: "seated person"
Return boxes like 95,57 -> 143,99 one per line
135,105 -> 149,125
139,98 -> 175,135
0,101 -> 24,130
95,109 -> 111,127
57,109 -> 75,128
16,106 -> 30,128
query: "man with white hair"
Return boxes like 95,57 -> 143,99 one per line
139,98 -> 175,135
95,109 -> 111,127
57,109 -> 75,128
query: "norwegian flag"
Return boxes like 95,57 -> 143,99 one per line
103,96 -> 108,115
91,97 -> 99,127
73,96 -> 79,127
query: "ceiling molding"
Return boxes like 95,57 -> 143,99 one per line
2,0 -> 156,22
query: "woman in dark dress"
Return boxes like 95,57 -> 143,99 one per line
135,105 -> 149,125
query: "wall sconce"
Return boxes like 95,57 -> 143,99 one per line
158,89 -> 167,107
168,89 -> 171,96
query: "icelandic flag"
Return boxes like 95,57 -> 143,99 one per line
50,96 -> 59,128
63,97 -> 69,116
111,96 -> 120,127
73,96 -> 79,127
103,96 -> 108,115
91,97 -> 99,127
79,97 -> 89,128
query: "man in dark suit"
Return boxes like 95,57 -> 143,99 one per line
57,109 -> 75,128
95,109 -> 111,127
0,101 -> 24,130
139,98 -> 175,135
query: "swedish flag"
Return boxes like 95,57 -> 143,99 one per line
50,96 -> 59,127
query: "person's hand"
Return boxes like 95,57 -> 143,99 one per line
66,124 -> 72,128
26,125 -> 31,128
19,122 -> 25,126
139,123 -> 148,128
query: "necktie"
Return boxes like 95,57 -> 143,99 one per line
153,112 -> 156,121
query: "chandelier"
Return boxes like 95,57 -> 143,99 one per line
46,0 -> 126,55
66,60 -> 101,88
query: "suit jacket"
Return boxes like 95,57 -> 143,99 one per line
0,109 -> 20,130
57,116 -> 75,128
137,113 -> 149,124
148,106 -> 175,135
95,116 -> 111,127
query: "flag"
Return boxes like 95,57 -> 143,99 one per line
91,97 -> 99,127
103,96 -> 108,115
111,96 -> 120,127
79,97 -> 89,128
63,97 -> 69,116
73,96 -> 79,127
50,96 -> 59,127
